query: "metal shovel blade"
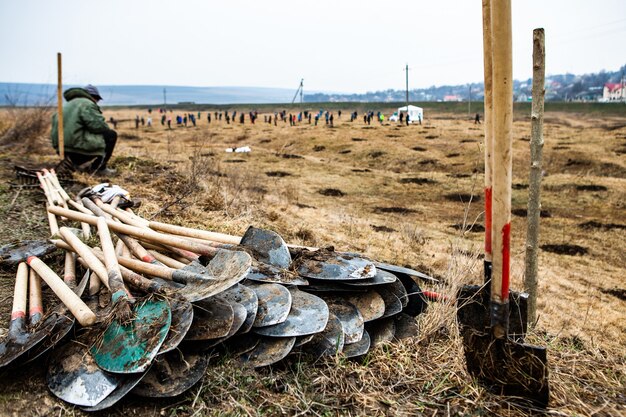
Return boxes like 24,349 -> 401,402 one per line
460,331 -> 549,406
343,290 -> 386,322
81,369 -> 147,411
396,273 -> 429,317
133,349 -> 210,398
365,317 -> 396,348
91,296 -> 172,374
24,270 -> 91,363
158,296 -> 194,354
225,334 -> 261,356
343,269 -> 397,287
253,288 -> 329,337
240,226 -> 292,269
294,334 -> 315,347
323,298 -> 364,343
375,287 -> 403,318
185,297 -> 234,341
343,330 -> 371,358
204,302 -> 248,348
0,313 -> 57,368
295,250 -> 376,281
247,283 -> 292,327
0,240 -> 56,268
246,262 -> 309,286
387,279 -> 409,308
393,313 -> 419,340
240,336 -> 296,368
220,284 -> 258,334
371,260 -> 439,284
301,313 -> 345,357
47,341 -> 121,407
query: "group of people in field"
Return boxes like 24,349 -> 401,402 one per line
50,84 -> 430,177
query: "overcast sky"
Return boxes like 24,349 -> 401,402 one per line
1,0 -> 624,93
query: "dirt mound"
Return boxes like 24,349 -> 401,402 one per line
419,159 -> 438,165
259,138 -> 271,143
460,139 -> 476,143
425,135 -> 439,139
512,183 -> 529,190
444,193 -> 481,203
368,151 -> 385,158
352,169 -> 371,173
280,153 -> 303,159
541,244 -> 588,256
370,225 -> 396,233
576,184 -> 608,192
313,145 -> 326,152
512,208 -> 551,218
601,288 -> 626,301
265,171 -> 292,177
446,153 -> 460,158
225,159 -> 247,163
448,173 -> 471,178
579,221 -> 626,231
351,137 -> 366,142
399,178 -> 437,185
412,146 -> 427,152
318,188 -> 345,197
450,223 -> 485,233
339,150 -> 351,154
373,207 -> 416,214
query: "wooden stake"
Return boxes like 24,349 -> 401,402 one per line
57,53 -> 64,160
482,0 -> 494,283
524,28 -> 546,327
490,0 -> 513,339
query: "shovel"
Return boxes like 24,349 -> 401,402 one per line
457,0 -> 549,406
247,283 -> 292,327
89,218 -> 171,374
132,348 -> 210,398
253,288 -> 329,338
220,284 -> 258,334
0,263 -> 56,368
365,317 -> 396,348
301,313 -> 344,357
343,330 -> 371,358
0,240 -> 56,268
240,336 -> 296,368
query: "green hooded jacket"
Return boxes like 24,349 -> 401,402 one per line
50,88 -> 111,156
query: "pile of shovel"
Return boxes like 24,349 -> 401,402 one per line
0,172 -> 436,411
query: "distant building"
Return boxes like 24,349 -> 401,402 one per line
603,83 -> 625,101
443,95 -> 462,102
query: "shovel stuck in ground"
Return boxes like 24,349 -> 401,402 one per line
457,0 -> 549,406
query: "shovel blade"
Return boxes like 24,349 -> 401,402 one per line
240,226 -> 292,268
92,297 -> 171,374
461,332 -> 549,406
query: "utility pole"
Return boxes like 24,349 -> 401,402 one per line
468,84 -> 472,119
404,64 -> 410,109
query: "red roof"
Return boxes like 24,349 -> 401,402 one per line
605,83 -> 624,92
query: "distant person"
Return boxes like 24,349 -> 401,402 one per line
399,113 -> 404,124
140,117 -> 145,126
314,115 -> 319,126
167,115 -> 172,129
406,114 -> 410,125
207,113 -> 211,123
190,114 -> 196,127
329,113 -> 334,127
338,110 -> 342,119
183,115 -> 188,126
308,113 -> 311,124
50,84 -> 117,175
147,116 -> 152,127
161,114 -> 166,126
475,113 -> 481,124
240,113 -> 244,124
135,115 -> 140,129
363,114 -> 367,124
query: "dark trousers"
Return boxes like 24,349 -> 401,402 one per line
66,130 -> 117,172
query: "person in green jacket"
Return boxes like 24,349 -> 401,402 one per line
51,85 -> 117,175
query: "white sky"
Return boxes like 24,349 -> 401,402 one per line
1,0 -> 625,93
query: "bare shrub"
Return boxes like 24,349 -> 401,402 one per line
0,100 -> 53,153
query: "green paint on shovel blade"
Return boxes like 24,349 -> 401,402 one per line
92,298 -> 171,374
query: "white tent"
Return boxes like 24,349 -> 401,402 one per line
397,105 -> 423,124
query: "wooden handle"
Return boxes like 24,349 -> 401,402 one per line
9,263 -> 29,336
149,220 -> 241,245
490,0 -> 513,337
46,205 -> 60,236
149,250 -> 186,269
28,268 -> 44,325
91,248 -> 163,293
57,52 -> 64,159
37,172 -> 55,206
59,226 -> 110,289
482,0 -> 494,265
100,203 -> 148,227
97,217 -> 131,302
48,206 -> 218,257
27,256 -> 96,327
49,169 -> 71,202
64,251 -> 76,286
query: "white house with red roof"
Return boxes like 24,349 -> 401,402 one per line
603,83 -> 625,101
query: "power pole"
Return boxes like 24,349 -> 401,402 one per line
468,84 -> 472,119
404,64 -> 410,109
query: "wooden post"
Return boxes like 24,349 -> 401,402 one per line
490,0 -> 513,339
57,52 -> 64,159
524,28 -> 545,326
482,0 -> 494,284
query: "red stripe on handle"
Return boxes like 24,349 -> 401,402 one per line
485,187 -> 492,255
423,290 -> 448,302
141,255 -> 156,263
501,222 -> 511,300
26,256 -> 36,264
29,306 -> 43,316
11,311 -> 26,320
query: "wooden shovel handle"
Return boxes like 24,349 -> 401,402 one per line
96,217 -> 132,303
149,250 -> 186,269
64,251 -> 76,286
48,206 -> 218,257
27,256 -> 96,327
10,263 -> 29,336
59,227 -> 110,288
28,268 -> 44,325
149,220 -> 241,245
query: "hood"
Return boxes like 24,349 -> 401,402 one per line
63,87 -> 96,102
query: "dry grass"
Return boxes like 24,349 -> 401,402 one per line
0,106 -> 624,416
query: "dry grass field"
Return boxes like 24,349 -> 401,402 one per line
0,104 -> 624,416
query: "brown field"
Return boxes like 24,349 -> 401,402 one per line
0,105 -> 624,416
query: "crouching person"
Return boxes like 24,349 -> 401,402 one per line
51,84 -> 117,176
